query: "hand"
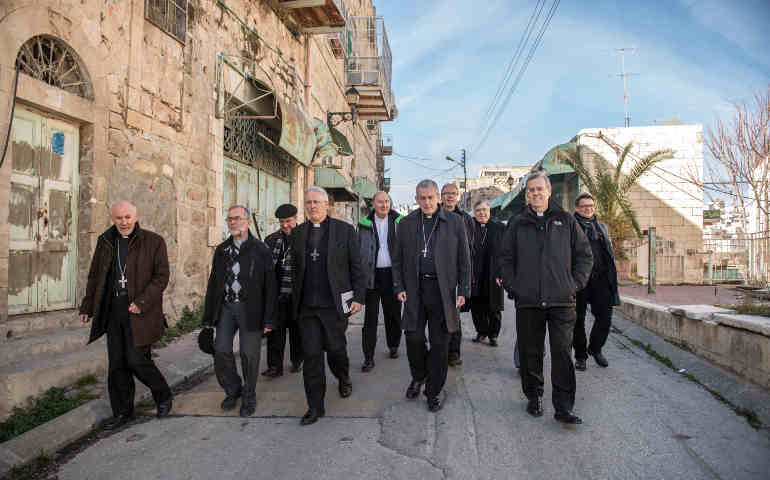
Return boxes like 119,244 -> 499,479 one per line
456,296 -> 466,308
397,291 -> 407,303
263,327 -> 272,334
128,303 -> 141,314
349,302 -> 363,315
496,278 -> 503,287
80,314 -> 90,324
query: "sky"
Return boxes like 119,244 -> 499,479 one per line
372,0 -> 770,207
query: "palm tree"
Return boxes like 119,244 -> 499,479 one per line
560,141 -> 675,257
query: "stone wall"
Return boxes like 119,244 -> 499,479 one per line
0,0 -> 383,322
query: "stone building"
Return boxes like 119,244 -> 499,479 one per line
0,0 -> 395,418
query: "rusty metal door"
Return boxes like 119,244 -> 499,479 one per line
8,107 -> 78,314
223,157 -> 259,240
257,171 -> 291,237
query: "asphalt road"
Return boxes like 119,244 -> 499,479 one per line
57,298 -> 770,480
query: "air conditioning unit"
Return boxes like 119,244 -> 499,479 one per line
366,120 -> 379,135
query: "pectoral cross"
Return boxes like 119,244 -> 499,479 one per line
310,248 -> 320,262
421,247 -> 427,258
119,274 -> 127,289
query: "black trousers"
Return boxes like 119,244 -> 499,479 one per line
298,307 -> 350,410
470,297 -> 501,338
106,295 -> 171,417
516,307 -> 576,413
266,298 -> 303,371
362,267 -> 402,359
405,278 -> 450,398
214,301 -> 262,404
448,322 -> 462,360
574,276 -> 614,360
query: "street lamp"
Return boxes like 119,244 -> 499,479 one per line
328,87 -> 360,127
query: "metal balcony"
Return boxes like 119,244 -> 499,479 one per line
275,0 -> 347,34
345,16 -> 394,121
379,133 -> 392,156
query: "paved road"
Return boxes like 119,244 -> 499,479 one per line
58,298 -> 770,480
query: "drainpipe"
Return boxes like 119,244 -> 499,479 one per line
304,34 -> 311,108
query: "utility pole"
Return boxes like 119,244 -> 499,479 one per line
613,47 -> 639,128
446,149 -> 469,210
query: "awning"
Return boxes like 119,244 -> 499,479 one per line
312,118 -> 353,158
330,127 -> 353,155
354,176 -> 378,200
314,167 -> 358,202
278,101 -> 316,167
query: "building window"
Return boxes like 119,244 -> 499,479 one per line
15,35 -> 94,100
145,0 -> 187,43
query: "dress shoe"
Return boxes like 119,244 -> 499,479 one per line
240,403 -> 256,417
575,358 -> 587,371
300,408 -> 325,425
406,379 -> 425,399
554,411 -> 583,424
448,356 -> 463,367
156,397 -> 173,418
289,362 -> 303,373
488,338 -> 498,347
220,392 -> 241,411
339,381 -> 353,398
427,396 -> 443,412
103,413 -> 135,430
591,351 -> 609,368
389,348 -> 399,359
262,366 -> 283,377
472,334 -> 486,343
526,397 -> 544,417
361,358 -> 375,372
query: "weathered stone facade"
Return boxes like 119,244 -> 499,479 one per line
0,0 -> 387,323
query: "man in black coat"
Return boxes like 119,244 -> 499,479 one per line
499,171 -> 593,425
572,193 -> 621,370
358,191 -> 404,371
440,183 -> 474,367
291,186 -> 366,425
393,180 -> 471,412
262,203 -> 303,377
468,200 -> 505,346
202,205 -> 277,417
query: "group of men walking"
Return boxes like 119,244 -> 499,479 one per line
78,170 -> 618,430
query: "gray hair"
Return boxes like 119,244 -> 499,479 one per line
441,182 -> 460,194
228,204 -> 251,218
305,186 -> 329,202
373,190 -> 392,203
473,200 -> 490,210
415,179 -> 439,195
525,170 -> 551,190
110,200 -> 137,216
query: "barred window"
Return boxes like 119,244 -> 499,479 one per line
145,0 -> 187,43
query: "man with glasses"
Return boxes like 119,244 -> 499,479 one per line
202,205 -> 276,417
499,171 -> 593,424
572,193 -> 620,370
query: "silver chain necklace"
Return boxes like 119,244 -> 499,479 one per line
116,238 -> 128,289
421,212 -> 438,258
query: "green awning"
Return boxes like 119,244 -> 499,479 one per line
312,118 -> 354,158
330,127 -> 353,156
314,167 -> 358,202
354,176 -> 378,200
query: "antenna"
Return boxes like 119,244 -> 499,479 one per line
612,47 -> 639,127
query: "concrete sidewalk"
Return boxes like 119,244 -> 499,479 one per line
619,283 -> 744,306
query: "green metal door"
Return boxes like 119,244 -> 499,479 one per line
257,172 -> 291,237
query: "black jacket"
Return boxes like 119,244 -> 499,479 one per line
392,206 -> 471,333
358,209 -> 404,289
499,205 -> 593,309
291,217 -> 366,320
575,214 -> 621,306
202,233 -> 277,331
470,219 -> 505,312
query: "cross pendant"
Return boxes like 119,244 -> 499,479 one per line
310,248 -> 320,262
119,275 -> 127,289
421,248 -> 427,258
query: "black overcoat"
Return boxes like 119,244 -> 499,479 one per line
392,207 -> 471,333
471,219 -> 505,312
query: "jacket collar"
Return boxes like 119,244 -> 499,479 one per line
224,231 -> 257,249
101,223 -> 143,244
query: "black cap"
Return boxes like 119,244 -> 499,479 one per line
197,328 -> 215,356
275,203 -> 297,219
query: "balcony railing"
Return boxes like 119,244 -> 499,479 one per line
345,16 -> 394,121
276,0 -> 347,34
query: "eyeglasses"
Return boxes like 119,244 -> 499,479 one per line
226,216 -> 247,223
442,192 -> 458,197
577,204 -> 595,209
526,186 -> 548,193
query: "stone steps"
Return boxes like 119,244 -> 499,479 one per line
0,327 -> 93,368
1,309 -> 83,340
0,343 -> 108,420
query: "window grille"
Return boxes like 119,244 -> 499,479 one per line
145,0 -> 187,43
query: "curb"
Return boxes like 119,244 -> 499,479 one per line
0,330 -> 213,476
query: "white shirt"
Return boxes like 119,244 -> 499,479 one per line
375,215 -> 392,268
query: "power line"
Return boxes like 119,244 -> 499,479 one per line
392,152 -> 458,173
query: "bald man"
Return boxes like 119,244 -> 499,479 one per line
79,201 -> 172,430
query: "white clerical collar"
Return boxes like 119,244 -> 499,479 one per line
312,223 -> 321,228
536,211 -> 544,217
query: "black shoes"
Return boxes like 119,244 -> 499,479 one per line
221,391 -> 241,411
361,358 -> 375,372
339,380 -> 353,398
389,348 -> 399,359
406,379 -> 425,399
156,397 -> 173,418
591,351 -> 609,368
488,338 -> 498,347
300,408 -> 325,426
575,358 -> 587,371
472,334 -> 486,343
262,366 -> 283,378
289,362 -> 303,373
448,356 -> 463,367
240,401 -> 256,417
555,411 -> 583,424
103,412 -> 135,430
526,397 -> 544,417
427,396 -> 442,412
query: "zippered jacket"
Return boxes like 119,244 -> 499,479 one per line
358,209 -> 403,289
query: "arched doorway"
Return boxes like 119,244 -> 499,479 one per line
7,35 -> 92,314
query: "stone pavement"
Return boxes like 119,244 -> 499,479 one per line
54,298 -> 770,480
619,283 -> 744,306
